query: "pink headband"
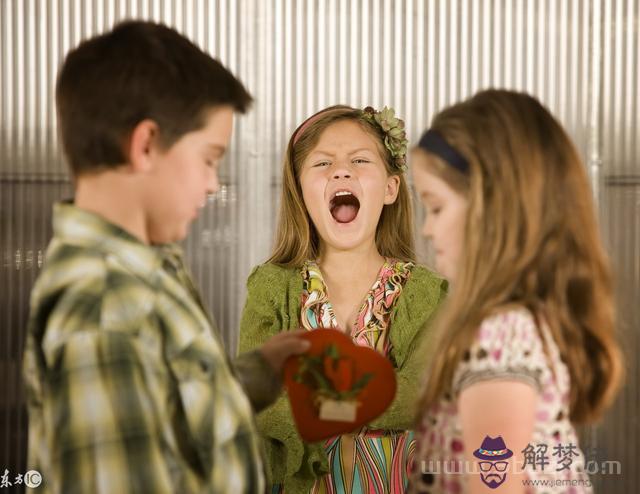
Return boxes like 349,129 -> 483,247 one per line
291,105 -> 353,146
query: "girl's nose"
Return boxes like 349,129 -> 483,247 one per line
206,168 -> 220,195
331,161 -> 353,180
332,170 -> 352,179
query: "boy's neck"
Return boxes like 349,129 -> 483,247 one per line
74,170 -> 150,244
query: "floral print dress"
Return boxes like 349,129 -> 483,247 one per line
411,308 -> 592,494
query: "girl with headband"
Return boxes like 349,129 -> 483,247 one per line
409,90 -> 623,493
240,105 -> 447,493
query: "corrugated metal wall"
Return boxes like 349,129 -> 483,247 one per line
1,1 -> 637,491
599,1 -> 640,492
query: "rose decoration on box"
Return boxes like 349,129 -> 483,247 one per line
283,329 -> 397,442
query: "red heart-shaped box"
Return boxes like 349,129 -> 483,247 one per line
283,329 -> 397,442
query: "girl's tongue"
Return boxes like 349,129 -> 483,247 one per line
330,194 -> 360,223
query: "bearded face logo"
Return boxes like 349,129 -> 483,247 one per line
478,459 -> 509,488
473,436 -> 513,489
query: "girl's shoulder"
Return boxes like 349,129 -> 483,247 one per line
477,306 -> 544,347
402,263 -> 448,300
245,263 -> 305,310
389,262 -> 447,323
387,264 -> 447,353
407,263 -> 448,292
247,262 -> 299,286
453,306 -> 552,395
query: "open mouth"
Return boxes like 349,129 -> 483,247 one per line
329,190 -> 360,223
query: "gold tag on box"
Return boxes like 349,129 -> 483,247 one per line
318,399 -> 358,422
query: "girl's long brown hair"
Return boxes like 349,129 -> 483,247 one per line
417,90 -> 623,424
269,105 -> 415,267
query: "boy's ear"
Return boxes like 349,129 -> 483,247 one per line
384,175 -> 401,204
127,119 -> 161,173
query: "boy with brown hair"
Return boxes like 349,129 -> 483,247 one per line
22,20 -> 307,493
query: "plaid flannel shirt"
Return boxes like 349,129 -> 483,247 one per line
23,202 -> 275,493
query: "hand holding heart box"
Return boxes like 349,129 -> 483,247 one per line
283,329 -> 397,442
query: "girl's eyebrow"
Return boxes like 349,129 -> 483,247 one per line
308,150 -> 334,157
420,190 -> 437,200
349,147 -> 376,155
206,143 -> 227,156
309,147 -> 376,157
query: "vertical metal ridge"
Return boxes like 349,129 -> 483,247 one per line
590,0 -> 603,205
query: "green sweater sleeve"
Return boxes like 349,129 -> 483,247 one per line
238,264 -> 329,491
369,266 -> 448,430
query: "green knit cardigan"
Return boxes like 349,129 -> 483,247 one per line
238,262 -> 447,493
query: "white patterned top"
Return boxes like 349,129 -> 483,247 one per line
412,307 -> 593,494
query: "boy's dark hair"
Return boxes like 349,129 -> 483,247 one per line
56,20 -> 253,175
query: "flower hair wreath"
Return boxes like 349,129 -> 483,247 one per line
360,106 -> 408,172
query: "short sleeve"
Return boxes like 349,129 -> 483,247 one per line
452,308 -> 548,395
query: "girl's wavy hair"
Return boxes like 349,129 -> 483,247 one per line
416,89 -> 623,424
268,105 -> 415,267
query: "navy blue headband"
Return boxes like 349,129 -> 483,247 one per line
418,130 -> 469,174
